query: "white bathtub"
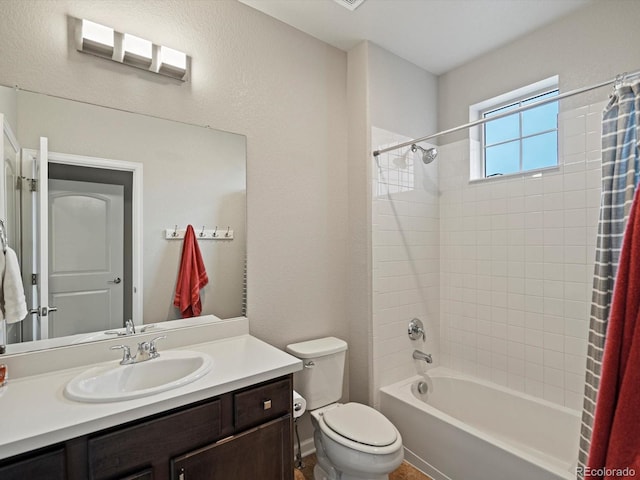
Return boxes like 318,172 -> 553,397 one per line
379,367 -> 580,480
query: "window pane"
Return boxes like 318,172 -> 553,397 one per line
522,131 -> 557,171
484,113 -> 519,145
485,140 -> 520,176
522,100 -> 558,136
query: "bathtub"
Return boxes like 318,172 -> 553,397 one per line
379,367 -> 581,480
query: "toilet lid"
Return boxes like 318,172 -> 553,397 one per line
322,403 -> 397,447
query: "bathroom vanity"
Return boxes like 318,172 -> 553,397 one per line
0,318 -> 301,480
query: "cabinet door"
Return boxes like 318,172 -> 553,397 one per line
171,416 -> 292,480
88,399 -> 221,480
0,448 -> 65,480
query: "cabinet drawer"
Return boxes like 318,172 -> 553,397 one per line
88,399 -> 221,480
234,378 -> 291,431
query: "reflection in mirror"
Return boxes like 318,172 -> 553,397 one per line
0,85 -> 246,354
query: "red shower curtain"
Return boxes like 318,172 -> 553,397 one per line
586,188 -> 640,479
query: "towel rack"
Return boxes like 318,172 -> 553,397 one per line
165,225 -> 234,240
0,219 -> 7,253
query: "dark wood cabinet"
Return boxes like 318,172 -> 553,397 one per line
0,375 -> 293,480
88,399 -> 222,480
0,447 -> 66,480
120,469 -> 154,480
171,416 -> 292,480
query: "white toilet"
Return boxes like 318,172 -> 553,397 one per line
286,337 -> 403,480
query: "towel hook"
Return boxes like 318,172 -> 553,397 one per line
225,226 -> 231,237
172,224 -> 179,237
199,225 -> 206,237
212,226 -> 218,238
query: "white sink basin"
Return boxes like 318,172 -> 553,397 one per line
65,350 -> 212,403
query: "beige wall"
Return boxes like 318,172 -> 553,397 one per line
369,43 -> 438,141
0,1 -> 350,357
438,0 -> 640,144
346,41 -> 372,405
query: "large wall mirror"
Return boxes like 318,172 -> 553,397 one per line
0,85 -> 246,354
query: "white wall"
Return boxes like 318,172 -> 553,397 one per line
439,102 -> 603,408
0,1 -> 350,355
371,127 -> 439,406
438,0 -> 640,144
434,0 -> 640,409
367,44 -> 439,404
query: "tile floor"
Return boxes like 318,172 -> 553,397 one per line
295,453 -> 432,480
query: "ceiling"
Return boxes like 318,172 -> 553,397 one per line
238,0 -> 593,75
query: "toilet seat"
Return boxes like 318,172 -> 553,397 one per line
314,403 -> 403,455
323,402 -> 397,447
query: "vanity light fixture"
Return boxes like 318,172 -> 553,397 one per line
74,17 -> 190,81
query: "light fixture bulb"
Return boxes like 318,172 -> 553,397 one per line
124,33 -> 152,59
81,19 -> 114,48
160,46 -> 187,70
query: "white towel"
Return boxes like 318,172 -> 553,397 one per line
0,247 -> 27,324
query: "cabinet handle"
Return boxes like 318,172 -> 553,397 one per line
263,399 -> 272,410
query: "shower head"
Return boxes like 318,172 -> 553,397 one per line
411,144 -> 438,164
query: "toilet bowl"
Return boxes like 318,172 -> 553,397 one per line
311,403 -> 404,480
286,337 -> 404,480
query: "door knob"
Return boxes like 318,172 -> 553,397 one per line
108,277 -> 122,284
31,306 -> 57,317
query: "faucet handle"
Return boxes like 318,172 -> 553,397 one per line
111,344 -> 133,364
149,335 -> 167,356
408,318 -> 425,340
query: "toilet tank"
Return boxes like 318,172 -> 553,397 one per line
286,337 -> 348,410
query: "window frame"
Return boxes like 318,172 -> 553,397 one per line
468,76 -> 560,181
481,88 -> 559,178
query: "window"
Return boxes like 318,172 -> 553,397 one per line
469,77 -> 559,179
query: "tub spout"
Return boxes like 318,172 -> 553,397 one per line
413,350 -> 432,364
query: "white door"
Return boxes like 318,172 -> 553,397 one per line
48,179 -> 124,337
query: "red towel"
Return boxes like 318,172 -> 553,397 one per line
587,188 -> 640,479
173,225 -> 208,318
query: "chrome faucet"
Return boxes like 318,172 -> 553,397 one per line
111,335 -> 167,365
125,319 -> 136,335
413,350 -> 433,364
104,319 -> 136,337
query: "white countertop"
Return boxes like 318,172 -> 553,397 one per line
0,332 -> 302,460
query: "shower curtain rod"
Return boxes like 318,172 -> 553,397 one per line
372,69 -> 640,158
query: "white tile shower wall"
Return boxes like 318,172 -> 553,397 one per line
438,102 -> 605,409
371,127 -> 440,407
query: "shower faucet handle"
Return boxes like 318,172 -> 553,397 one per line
408,318 -> 425,340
